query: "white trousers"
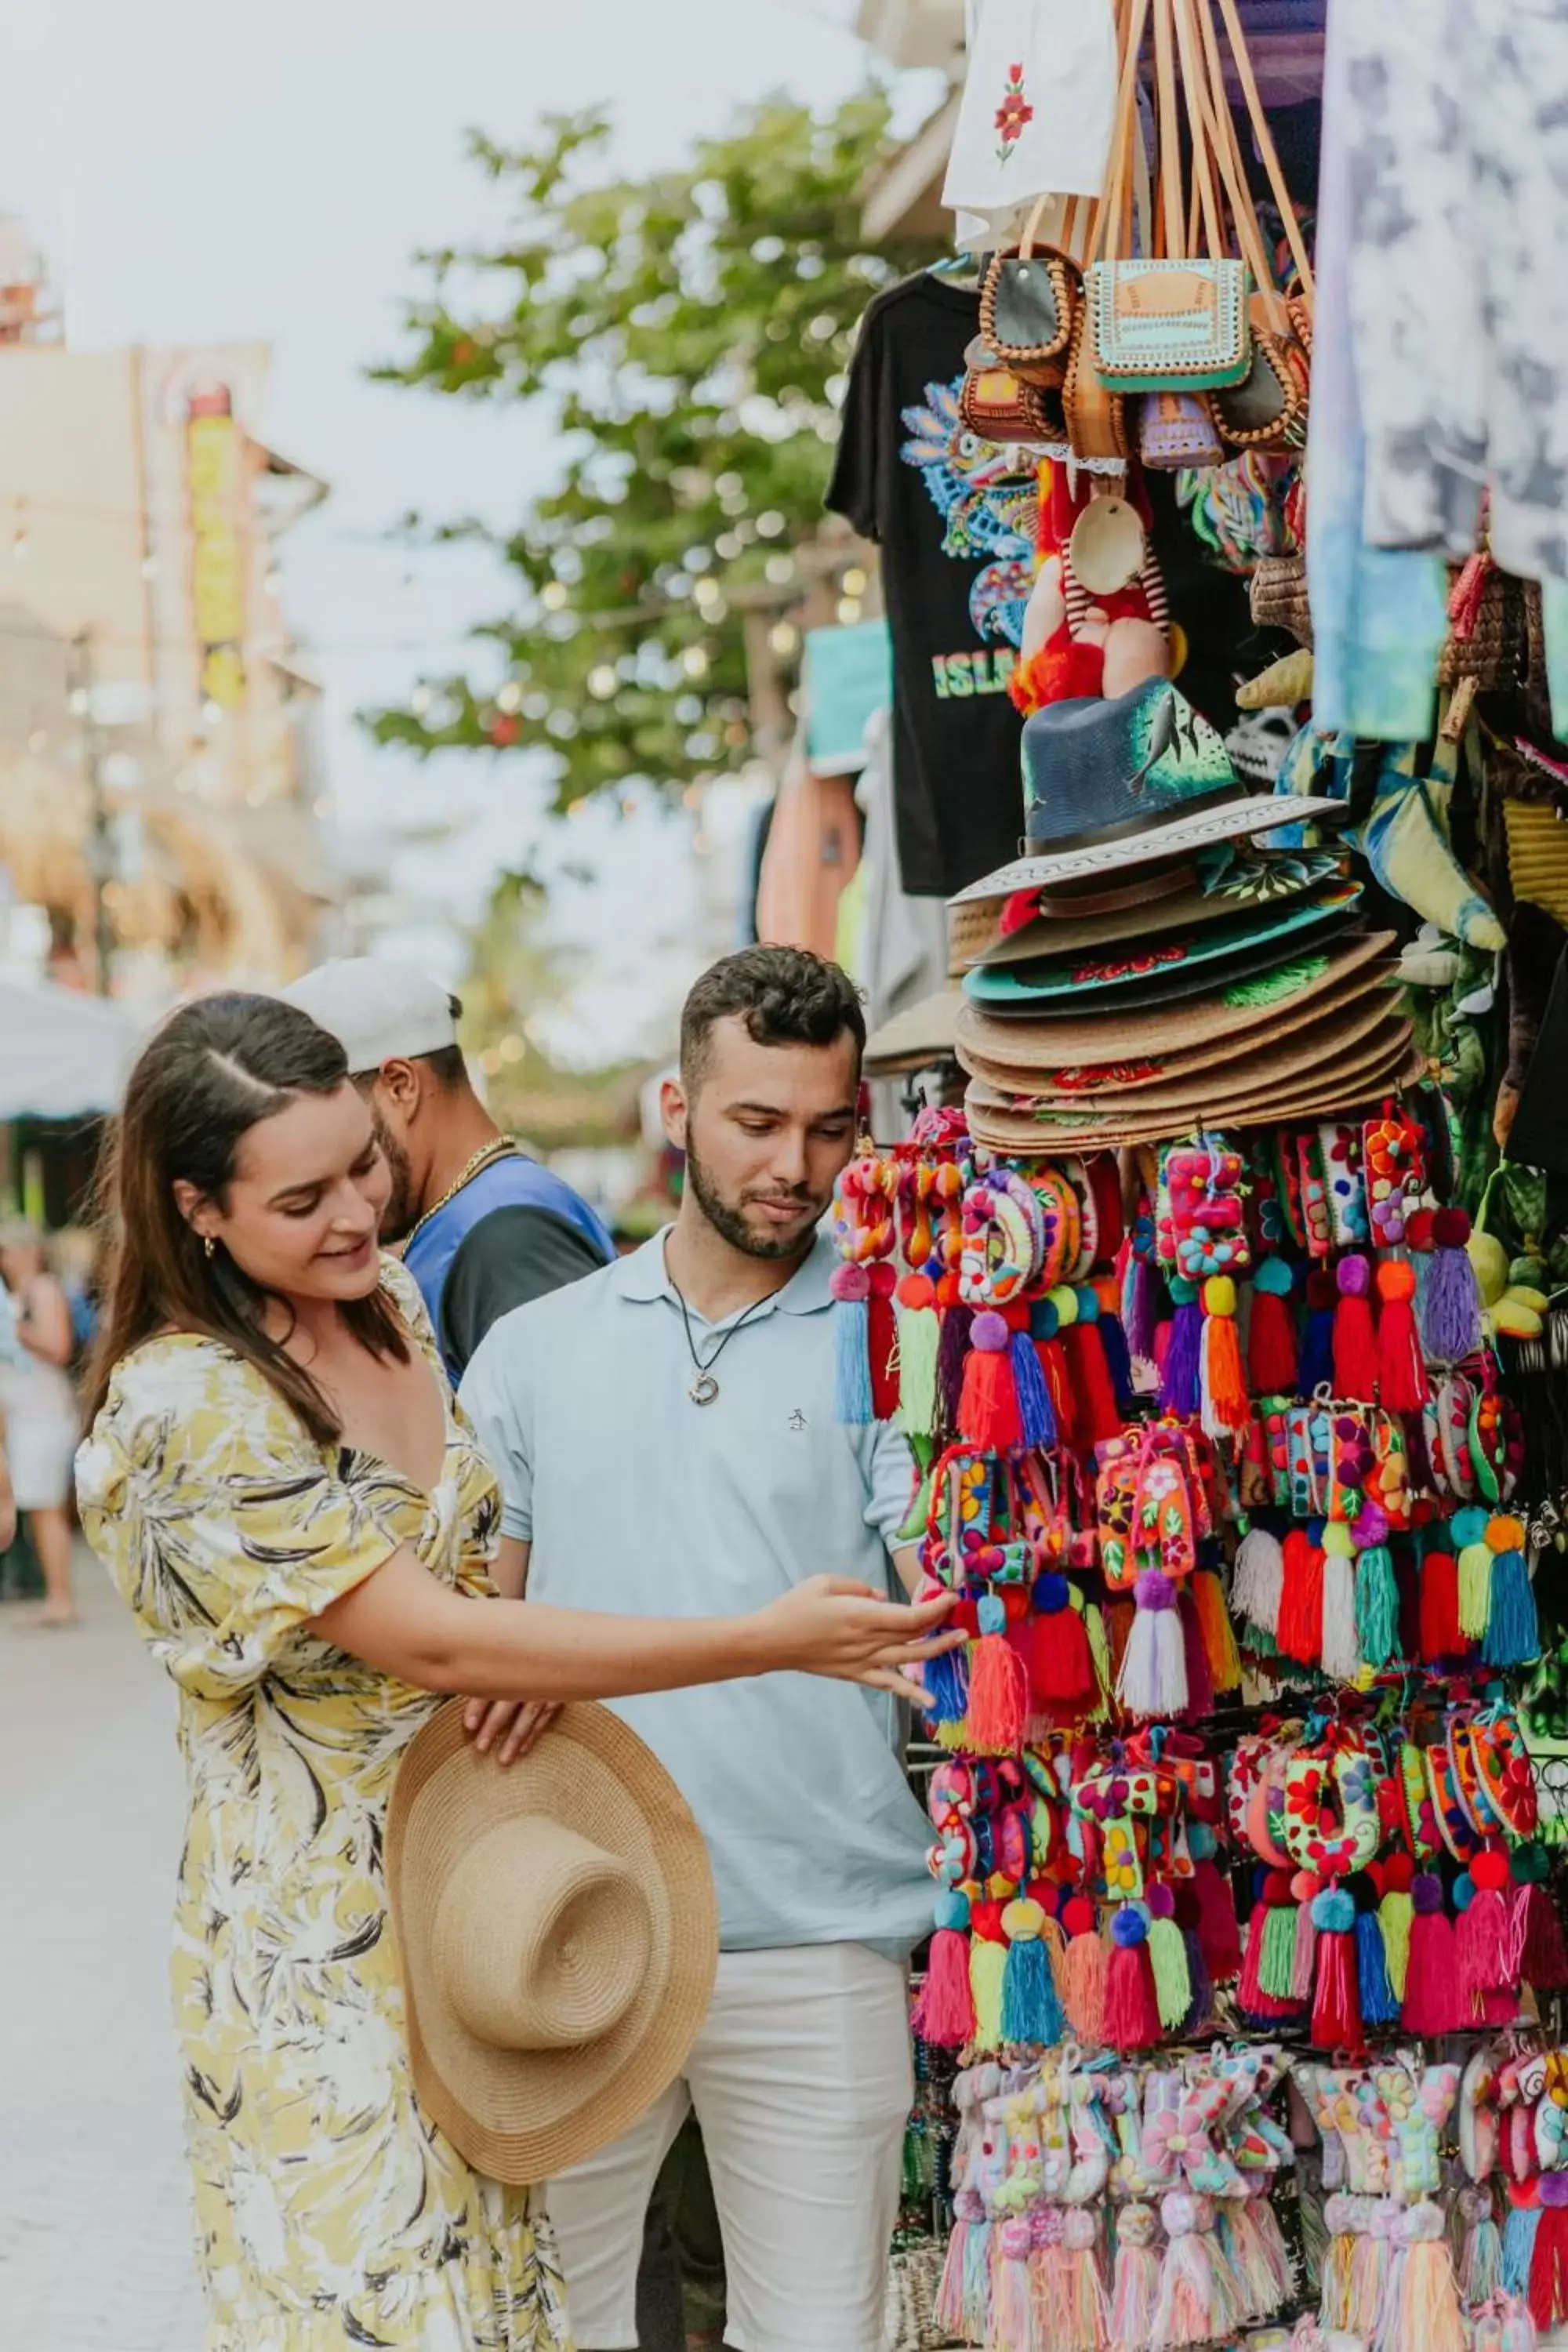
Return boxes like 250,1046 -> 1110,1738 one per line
545,1943 -> 913,2352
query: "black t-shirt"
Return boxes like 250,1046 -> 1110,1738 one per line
440,1204 -> 606,1380
826,274 -> 1028,898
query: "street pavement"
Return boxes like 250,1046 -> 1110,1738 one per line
0,1547 -> 204,2350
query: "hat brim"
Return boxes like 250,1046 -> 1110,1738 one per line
963,883 -> 1362,1005
953,931 -> 1399,1069
863,988 -> 964,1073
965,994 -> 1404,1122
966,1029 -> 1422,1152
948,793 -> 1347,906
388,1700 -> 718,2187
961,854 -> 1346,968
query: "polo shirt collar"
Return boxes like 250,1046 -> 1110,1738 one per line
612,1225 -> 833,1316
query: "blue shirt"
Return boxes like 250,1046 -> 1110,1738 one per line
404,1153 -> 615,1385
459,1229 -> 934,1958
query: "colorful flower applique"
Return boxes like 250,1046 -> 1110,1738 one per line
994,63 -> 1033,162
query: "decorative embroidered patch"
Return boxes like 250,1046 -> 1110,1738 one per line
993,63 -> 1033,162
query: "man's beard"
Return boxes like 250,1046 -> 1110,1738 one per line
373,1117 -> 419,1243
683,1134 -> 822,1261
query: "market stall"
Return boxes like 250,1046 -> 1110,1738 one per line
821,4 -> 1568,2348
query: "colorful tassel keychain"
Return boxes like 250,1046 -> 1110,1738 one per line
1248,1257 -> 1298,1395
1421,1207 -> 1484,1365
829,1149 -> 900,1422
1331,1254 -> 1380,1403
1376,1258 -> 1430,1409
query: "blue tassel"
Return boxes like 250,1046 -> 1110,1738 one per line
1355,1906 -> 1399,2026
1483,1544 -> 1540,1667
1001,1931 -> 1063,2045
1298,1305 -> 1334,1399
1009,1330 -> 1055,1449
1502,2203 -> 1542,2299
832,1296 -> 873,1423
920,1638 -> 971,1726
1097,1309 -> 1134,1409
1355,1544 -> 1399,1668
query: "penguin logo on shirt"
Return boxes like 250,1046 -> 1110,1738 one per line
788,1409 -> 808,1432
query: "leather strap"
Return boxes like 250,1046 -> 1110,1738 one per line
1211,0 -> 1316,309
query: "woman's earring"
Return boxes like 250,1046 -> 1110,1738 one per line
202,1235 -> 216,1260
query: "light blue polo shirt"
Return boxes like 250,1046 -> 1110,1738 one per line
459,1228 -> 934,1958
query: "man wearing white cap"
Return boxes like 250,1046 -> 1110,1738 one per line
279,958 -> 614,1384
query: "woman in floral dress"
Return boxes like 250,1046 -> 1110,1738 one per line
77,993 -> 953,2352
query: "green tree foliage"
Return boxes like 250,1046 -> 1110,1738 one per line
368,92 -> 933,808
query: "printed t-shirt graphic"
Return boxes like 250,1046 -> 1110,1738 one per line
826,274 -> 1029,898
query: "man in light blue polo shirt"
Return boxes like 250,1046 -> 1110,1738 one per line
461,946 -> 931,2352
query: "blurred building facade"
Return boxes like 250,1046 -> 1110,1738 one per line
0,228 -> 335,1003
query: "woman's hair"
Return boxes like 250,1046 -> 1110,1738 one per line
85,992 -> 408,1442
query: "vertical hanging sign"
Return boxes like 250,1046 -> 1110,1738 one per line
187,384 -> 246,709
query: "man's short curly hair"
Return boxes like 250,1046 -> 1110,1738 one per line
679,947 -> 866,1093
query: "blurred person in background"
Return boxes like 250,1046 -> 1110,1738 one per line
0,1220 -> 80,1625
51,1225 -> 104,1370
281,959 -> 613,1383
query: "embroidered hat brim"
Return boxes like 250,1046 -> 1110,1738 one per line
949,790 -> 1347,905
957,852 -> 1346,969
961,880 -> 1363,1005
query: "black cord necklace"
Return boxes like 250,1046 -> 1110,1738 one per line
668,1277 -> 774,1406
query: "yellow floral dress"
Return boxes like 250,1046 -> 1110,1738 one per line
75,1259 -> 573,2352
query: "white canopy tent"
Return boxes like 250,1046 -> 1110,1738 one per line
0,976 -> 135,1120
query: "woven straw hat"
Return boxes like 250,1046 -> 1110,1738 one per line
387,1700 -> 717,2185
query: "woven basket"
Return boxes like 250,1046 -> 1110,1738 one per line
1250,551 -> 1312,647
1503,798 -> 1568,927
883,2240 -> 959,2352
1437,564 -> 1533,690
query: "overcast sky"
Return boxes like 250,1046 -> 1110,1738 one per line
2,0 -> 921,1060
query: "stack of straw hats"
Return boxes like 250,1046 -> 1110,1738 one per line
948,679 -> 1421,1152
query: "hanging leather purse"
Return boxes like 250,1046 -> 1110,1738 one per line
1214,296 -> 1310,451
958,337 -> 1062,443
979,195 -> 1082,389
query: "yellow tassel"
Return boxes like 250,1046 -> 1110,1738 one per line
1085,1603 -> 1112,1722
1379,1889 -> 1413,2001
970,1936 -> 1007,2051
1192,1568 -> 1242,1694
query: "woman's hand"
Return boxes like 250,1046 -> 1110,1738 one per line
755,1575 -> 960,1705
463,1697 -> 561,1766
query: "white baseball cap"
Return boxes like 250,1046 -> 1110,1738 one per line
279,958 -> 459,1075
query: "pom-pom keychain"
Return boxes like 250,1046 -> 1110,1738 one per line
1483,1512 -> 1539,1667
829,1149 -> 900,1421
1160,1276 -> 1203,1416
1418,1533 -> 1464,1664
1402,1872 -> 1468,2035
1116,1570 -> 1189,1718
1298,1267 -> 1338,1397
1376,1258 -> 1430,1410
1231,1519 -> 1286,1638
1198,1274 -> 1250,1439
1059,1891 -> 1109,2043
999,1894 -> 1065,2045
1456,1848 -> 1516,2003
893,1271 -> 942,1442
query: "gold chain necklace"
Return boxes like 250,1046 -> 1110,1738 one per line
402,1138 -> 520,1254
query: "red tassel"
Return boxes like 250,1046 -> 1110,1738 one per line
869,1269 -> 900,1421
1029,1596 -> 1096,1709
957,1338 -> 1023,1450
911,1927 -> 975,2047
1518,1880 -> 1568,1991
1062,1319 -> 1122,1447
1418,1548 -> 1463,1662
1374,1260 -> 1429,1411
1038,1338 -> 1075,1447
1247,1279 -> 1298,1396
1402,1885 -> 1467,2034
1276,1530 -> 1325,1664
1529,2205 -> 1568,2331
1192,1856 -> 1243,1984
965,1632 -> 1029,1755
1332,1255 -> 1380,1403
1309,1922 -> 1362,2048
1102,1932 -> 1162,2051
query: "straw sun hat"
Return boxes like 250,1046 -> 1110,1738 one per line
387,1699 -> 717,2184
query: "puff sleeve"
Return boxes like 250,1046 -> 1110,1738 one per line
76,1338 -> 424,1701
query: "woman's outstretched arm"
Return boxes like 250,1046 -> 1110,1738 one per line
309,1542 -> 957,1710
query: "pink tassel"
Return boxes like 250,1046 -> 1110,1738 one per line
1112,2206 -> 1162,2349
1309,1909 -> 1362,2049
1402,1875 -> 1468,2035
1291,1897 -> 1319,2004
913,1926 -> 976,2048
1458,1871 -> 1515,2001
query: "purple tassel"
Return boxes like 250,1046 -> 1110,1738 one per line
1181,1925 -> 1214,2036
1124,1251 -> 1157,1363
1009,1329 -> 1055,1449
1160,1288 -> 1202,1416
935,1302 -> 973,1437
1421,1222 -> 1483,1365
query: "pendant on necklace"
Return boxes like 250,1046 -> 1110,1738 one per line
689,1373 -> 720,1406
